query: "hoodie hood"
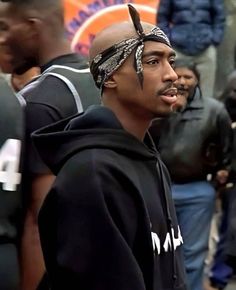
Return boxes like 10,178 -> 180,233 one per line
32,105 -> 157,175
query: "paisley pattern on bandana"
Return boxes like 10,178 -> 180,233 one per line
90,5 -> 171,89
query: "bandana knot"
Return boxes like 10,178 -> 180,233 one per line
90,4 -> 171,89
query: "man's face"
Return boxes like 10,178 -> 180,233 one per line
174,66 -> 198,104
0,3 -> 37,74
111,41 -> 178,119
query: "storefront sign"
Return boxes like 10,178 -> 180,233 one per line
64,0 -> 159,55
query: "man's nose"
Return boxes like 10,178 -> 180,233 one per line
176,76 -> 186,86
163,63 -> 178,82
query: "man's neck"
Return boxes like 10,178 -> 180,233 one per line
39,39 -> 71,68
102,98 -> 151,141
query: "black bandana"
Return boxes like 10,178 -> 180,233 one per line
90,4 -> 171,89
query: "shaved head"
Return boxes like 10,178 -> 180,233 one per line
0,0 -> 64,24
0,0 -> 62,10
0,0 -> 67,74
89,4 -> 171,89
89,21 -> 156,62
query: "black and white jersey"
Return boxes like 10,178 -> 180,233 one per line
20,53 -> 100,176
0,76 -> 24,289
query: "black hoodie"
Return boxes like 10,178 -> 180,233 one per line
33,105 -> 187,290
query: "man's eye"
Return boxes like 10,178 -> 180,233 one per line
169,60 -> 175,68
146,59 -> 159,65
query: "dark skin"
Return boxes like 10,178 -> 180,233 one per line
172,66 -> 198,111
90,22 -> 178,140
0,1 -> 69,73
0,1 -> 72,290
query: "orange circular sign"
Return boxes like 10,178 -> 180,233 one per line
64,0 -> 159,56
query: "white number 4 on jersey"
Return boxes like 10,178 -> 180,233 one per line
0,139 -> 21,191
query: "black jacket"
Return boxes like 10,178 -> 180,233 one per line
223,95 -> 236,261
150,88 -> 232,183
33,105 -> 187,290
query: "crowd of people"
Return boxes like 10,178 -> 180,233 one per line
0,0 -> 235,290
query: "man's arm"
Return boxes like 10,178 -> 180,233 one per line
20,102 -> 61,290
20,174 -> 55,290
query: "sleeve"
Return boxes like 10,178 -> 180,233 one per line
216,105 -> 233,171
156,0 -> 172,36
211,0 -> 226,45
38,153 -> 148,290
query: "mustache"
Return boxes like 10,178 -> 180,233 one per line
176,85 -> 188,93
157,82 -> 176,95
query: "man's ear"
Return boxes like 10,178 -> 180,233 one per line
103,75 -> 117,88
25,17 -> 42,37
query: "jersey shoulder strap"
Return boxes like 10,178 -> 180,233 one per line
19,64 -> 100,113
43,65 -> 100,112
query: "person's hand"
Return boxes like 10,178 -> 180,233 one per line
216,170 -> 229,184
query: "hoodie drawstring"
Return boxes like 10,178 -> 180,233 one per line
156,158 -> 178,285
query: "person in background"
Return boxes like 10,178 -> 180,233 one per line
0,0 -> 99,289
157,0 -> 225,99
0,72 -> 24,290
208,70 -> 236,290
32,4 -> 187,290
150,59 -> 232,290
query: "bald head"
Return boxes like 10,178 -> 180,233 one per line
0,0 -> 68,74
89,21 -> 156,62
89,4 -> 171,89
0,0 -> 62,10
0,0 -> 64,26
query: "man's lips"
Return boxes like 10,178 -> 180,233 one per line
162,88 -> 178,96
160,88 -> 178,104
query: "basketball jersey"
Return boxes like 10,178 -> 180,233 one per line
19,64 -> 100,113
0,76 -> 24,289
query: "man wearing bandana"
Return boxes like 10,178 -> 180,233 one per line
33,5 -> 187,290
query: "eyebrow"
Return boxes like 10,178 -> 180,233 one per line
142,50 -> 176,59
